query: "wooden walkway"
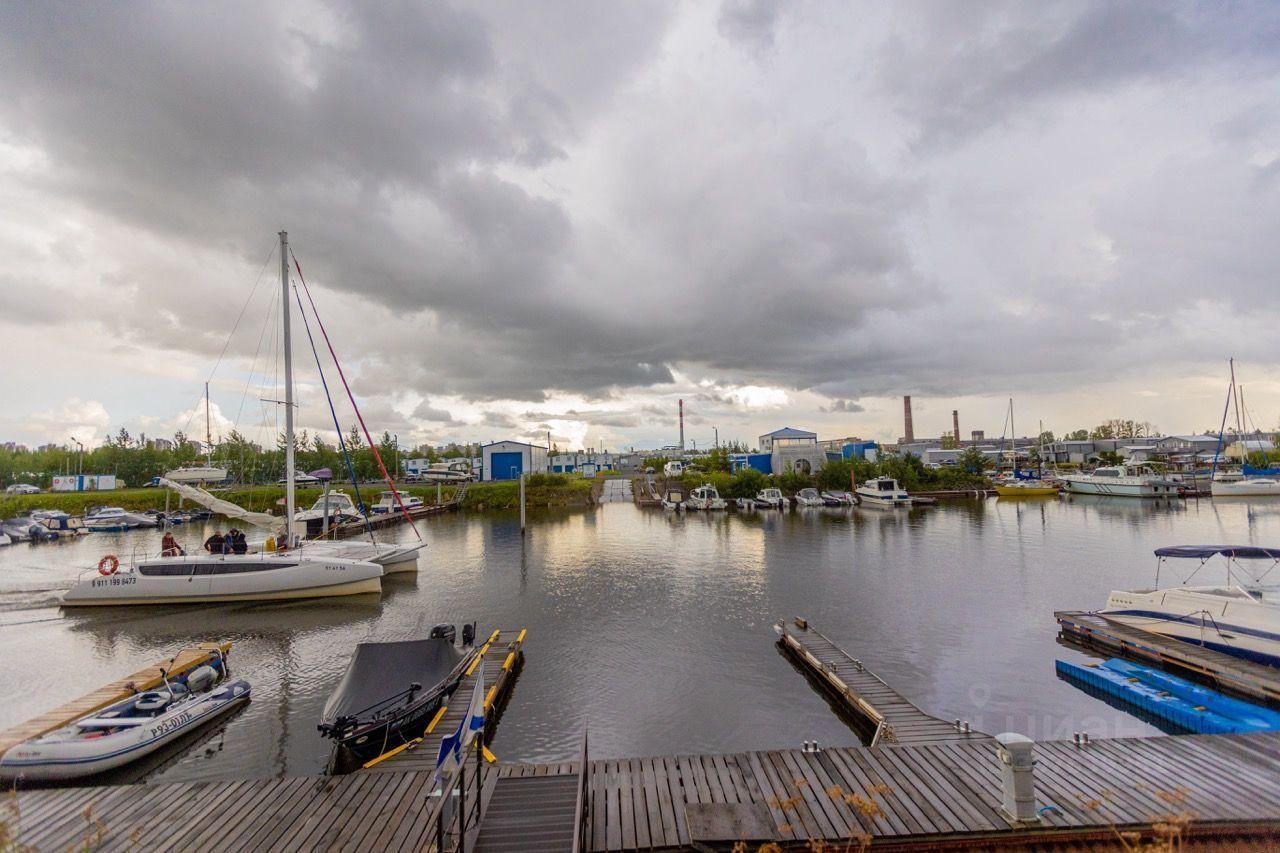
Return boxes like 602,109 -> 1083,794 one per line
476,770 -> 580,852
0,642 -> 231,757
9,732 -> 1280,850
1057,610 -> 1280,707
362,629 -> 526,774
776,618 -> 991,746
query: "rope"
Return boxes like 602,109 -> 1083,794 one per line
292,286 -> 375,543
290,250 -> 420,540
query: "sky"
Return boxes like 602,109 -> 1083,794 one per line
2,1 -> 1279,453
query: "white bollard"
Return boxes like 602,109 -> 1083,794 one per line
995,732 -> 1040,824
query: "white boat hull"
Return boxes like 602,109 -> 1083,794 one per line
1211,478 -> 1280,497
0,681 -> 250,781
1102,588 -> 1280,668
163,467 -> 229,484
1061,477 -> 1179,498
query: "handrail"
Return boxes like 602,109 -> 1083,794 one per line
571,725 -> 590,853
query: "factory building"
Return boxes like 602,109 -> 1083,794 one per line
480,441 -> 549,481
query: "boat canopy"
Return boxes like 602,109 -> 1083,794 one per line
1243,463 -> 1280,477
1154,545 -> 1280,560
321,639 -> 463,724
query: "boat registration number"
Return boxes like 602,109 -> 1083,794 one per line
91,576 -> 137,588
324,565 -> 346,572
150,710 -> 193,738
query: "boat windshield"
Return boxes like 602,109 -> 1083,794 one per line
138,559 -> 297,576
309,494 -> 356,511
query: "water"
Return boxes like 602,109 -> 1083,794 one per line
2,495 -> 1278,785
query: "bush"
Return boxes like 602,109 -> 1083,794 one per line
724,468 -> 767,499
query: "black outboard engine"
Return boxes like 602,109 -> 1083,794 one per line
429,624 -> 456,644
462,622 -> 476,647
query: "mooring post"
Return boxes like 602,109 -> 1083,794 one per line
519,472 -> 526,535
995,732 -> 1040,824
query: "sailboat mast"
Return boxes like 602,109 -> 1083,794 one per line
280,231 -> 295,544
204,382 -> 212,466
1009,398 -> 1015,469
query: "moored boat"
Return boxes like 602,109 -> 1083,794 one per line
1211,470 -> 1280,497
1060,464 -> 1182,498
855,477 -> 911,508
686,484 -> 727,510
820,491 -> 854,506
794,488 -> 826,507
370,491 -> 424,514
754,488 -> 784,509
661,490 -> 685,511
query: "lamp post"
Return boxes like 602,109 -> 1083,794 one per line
70,437 -> 84,477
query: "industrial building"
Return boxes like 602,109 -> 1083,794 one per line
549,451 -> 620,476
480,441 -> 548,481
757,427 -> 828,475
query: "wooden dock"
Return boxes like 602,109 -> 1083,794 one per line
360,629 -> 526,775
1057,610 -> 1280,707
321,497 -> 459,540
9,731 -> 1279,850
0,642 -> 232,757
776,618 -> 991,746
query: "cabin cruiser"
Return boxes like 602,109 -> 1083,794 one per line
320,626 -> 476,773
370,491 -> 424,514
661,490 -> 685,511
1,517 -> 58,542
754,488 -> 784,509
686,484 -> 727,510
83,507 -> 156,532
32,510 -> 89,537
0,653 -> 249,781
1211,470 -> 1280,497
1060,463 -> 1182,498
294,492 -> 365,527
795,488 -> 826,507
820,491 -> 854,506
420,461 -> 473,483
855,477 -> 911,508
1100,545 -> 1280,668
163,465 -> 229,485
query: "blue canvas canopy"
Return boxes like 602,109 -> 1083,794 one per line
1243,463 -> 1280,477
1154,545 -> 1280,560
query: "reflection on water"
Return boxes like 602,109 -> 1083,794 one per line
1,495 -> 1278,784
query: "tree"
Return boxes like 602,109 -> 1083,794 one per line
940,433 -> 959,450
957,447 -> 991,473
1064,429 -> 1089,441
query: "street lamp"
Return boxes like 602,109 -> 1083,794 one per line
393,433 -> 399,481
70,436 -> 84,476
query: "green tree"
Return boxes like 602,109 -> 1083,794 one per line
957,447 -> 990,474
1064,429 -> 1089,441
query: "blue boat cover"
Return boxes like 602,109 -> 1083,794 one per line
1153,545 -> 1280,560
1243,463 -> 1280,477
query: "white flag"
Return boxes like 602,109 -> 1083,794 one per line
434,662 -> 485,782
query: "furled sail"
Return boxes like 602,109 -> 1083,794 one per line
159,478 -> 279,530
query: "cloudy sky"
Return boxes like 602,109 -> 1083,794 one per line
2,1 -> 1279,452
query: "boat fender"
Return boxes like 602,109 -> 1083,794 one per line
186,665 -> 218,693
98,554 -> 120,576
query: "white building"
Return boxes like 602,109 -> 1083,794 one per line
481,441 -> 549,481
759,427 -> 827,475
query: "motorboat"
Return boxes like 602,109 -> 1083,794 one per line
370,491 -> 424,514
734,497 -> 756,510
661,490 -> 685,511
163,465 -> 229,485
0,533 -> 10,546
295,491 -> 365,524
1,517 -> 58,542
1211,470 -> 1280,498
686,484 -> 727,510
855,477 -> 911,508
754,488 -> 784,508
83,507 -> 155,532
794,488 -> 826,507
319,627 -> 476,773
33,511 -> 89,537
1060,464 -> 1182,498
820,491 -> 854,506
421,461 -> 473,483
1100,545 -> 1280,668
302,540 -> 426,576
0,655 -> 250,781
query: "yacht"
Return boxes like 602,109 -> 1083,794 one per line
294,492 -> 365,526
421,461 -> 473,483
1060,463 -> 1182,498
754,488 -> 784,509
83,507 -> 156,532
63,232 -> 385,606
163,465 -> 229,485
371,491 -> 424,514
1211,470 -> 1280,498
795,488 -> 826,507
686,484 -> 727,510
855,477 -> 911,508
1100,545 -> 1280,667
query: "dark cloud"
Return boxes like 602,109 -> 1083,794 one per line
822,399 -> 865,414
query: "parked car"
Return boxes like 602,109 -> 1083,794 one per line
5,484 -> 39,494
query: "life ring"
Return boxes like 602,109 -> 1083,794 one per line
98,554 -> 120,576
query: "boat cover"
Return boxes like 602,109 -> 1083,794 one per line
1243,463 -> 1280,477
322,639 -> 463,723
1154,545 -> 1280,560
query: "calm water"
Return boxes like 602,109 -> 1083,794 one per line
3,494 -> 1279,785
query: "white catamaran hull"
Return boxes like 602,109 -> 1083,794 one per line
0,681 -> 250,781
1102,588 -> 1280,668
1211,478 -> 1280,497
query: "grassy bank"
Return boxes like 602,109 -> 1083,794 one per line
460,475 -> 595,510
0,484 -> 461,518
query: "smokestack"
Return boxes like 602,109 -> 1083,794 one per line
903,396 -> 915,444
953,410 -> 960,445
679,399 -> 685,452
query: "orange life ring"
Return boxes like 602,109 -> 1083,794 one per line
98,555 -> 119,576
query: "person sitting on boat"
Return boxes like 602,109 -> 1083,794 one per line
204,531 -> 225,554
160,531 -> 185,557
231,529 -> 248,555
222,529 -> 237,554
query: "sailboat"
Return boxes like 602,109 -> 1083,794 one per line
62,232 -> 384,606
1211,359 -> 1280,498
164,383 -> 230,485
994,400 -> 1058,497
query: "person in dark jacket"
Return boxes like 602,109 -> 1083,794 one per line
204,531 -> 225,554
231,529 -> 248,554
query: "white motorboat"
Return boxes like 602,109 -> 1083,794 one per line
754,488 -> 784,509
0,658 -> 249,781
795,488 -> 826,507
820,491 -> 854,506
83,507 -> 154,532
1060,463 -> 1182,498
1211,470 -> 1280,497
855,477 -> 911,508
661,490 -> 685,511
294,491 -> 365,526
33,511 -> 89,537
371,491 -> 424,514
686,484 -> 727,510
421,461 -> 473,483
1100,545 -> 1280,668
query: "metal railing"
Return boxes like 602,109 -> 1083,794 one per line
572,725 -> 591,853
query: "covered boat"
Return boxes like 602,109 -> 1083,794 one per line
319,632 -> 476,773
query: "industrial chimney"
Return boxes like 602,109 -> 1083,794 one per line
903,396 -> 915,444
953,410 -> 960,446
679,399 -> 685,453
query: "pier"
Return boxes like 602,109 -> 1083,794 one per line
321,484 -> 467,540
1056,610 -> 1280,707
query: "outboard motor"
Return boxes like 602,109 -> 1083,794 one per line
429,624 -> 456,644
186,664 -> 219,693
462,622 -> 476,647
